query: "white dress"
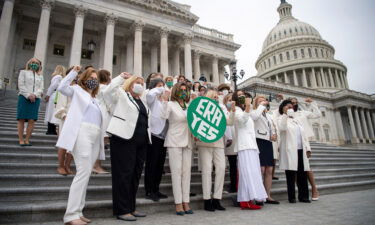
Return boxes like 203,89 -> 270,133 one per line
44,75 -> 62,124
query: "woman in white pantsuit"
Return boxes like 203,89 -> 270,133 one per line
232,90 -> 268,210
44,65 -> 66,135
196,90 -> 234,212
56,66 -> 106,225
161,82 -> 193,216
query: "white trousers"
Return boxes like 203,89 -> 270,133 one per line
198,147 -> 226,200
237,149 -> 268,202
63,122 -> 101,223
168,147 -> 192,204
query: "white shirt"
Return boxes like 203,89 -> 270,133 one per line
82,98 -> 102,127
294,121 -> 303,150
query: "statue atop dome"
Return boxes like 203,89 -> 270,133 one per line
281,0 -> 287,4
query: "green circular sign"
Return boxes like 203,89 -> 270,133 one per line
187,96 -> 227,143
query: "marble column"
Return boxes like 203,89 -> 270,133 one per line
275,74 -> 280,82
69,6 -> 86,66
360,108 -> 370,142
372,111 -> 375,136
102,14 -> 117,74
293,70 -> 298,86
212,55 -> 219,85
133,20 -> 145,76
343,71 -> 349,89
193,50 -> 201,81
302,68 -> 308,87
328,68 -> 335,88
125,37 -> 134,73
334,109 -> 345,144
335,69 -> 342,88
316,70 -> 323,87
159,27 -> 169,76
366,109 -> 375,140
320,68 -> 327,87
284,72 -> 289,83
353,107 -> 364,142
347,106 -> 358,144
34,0 -> 54,71
310,68 -> 317,88
0,0 -> 15,80
183,33 -> 193,81
150,41 -> 158,73
172,45 -> 180,76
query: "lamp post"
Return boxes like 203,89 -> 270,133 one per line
224,63 -> 245,91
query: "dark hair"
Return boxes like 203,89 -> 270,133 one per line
232,89 -> 245,109
279,99 -> 293,115
177,75 -> 186,82
98,69 -> 111,84
77,68 -> 99,97
85,65 -> 94,70
149,78 -> 164,89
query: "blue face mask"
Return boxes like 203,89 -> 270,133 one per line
226,102 -> 232,109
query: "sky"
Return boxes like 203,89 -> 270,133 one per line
173,0 -> 375,95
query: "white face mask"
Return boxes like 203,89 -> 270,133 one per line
222,90 -> 229,96
132,83 -> 144,95
287,108 -> 294,117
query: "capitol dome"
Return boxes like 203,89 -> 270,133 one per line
255,0 -> 349,92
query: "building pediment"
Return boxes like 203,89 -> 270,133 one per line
119,0 -> 199,24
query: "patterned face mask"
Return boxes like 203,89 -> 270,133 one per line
238,96 -> 246,105
85,79 -> 99,90
178,90 -> 188,100
29,63 -> 39,71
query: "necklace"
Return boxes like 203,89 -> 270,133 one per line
178,101 -> 186,110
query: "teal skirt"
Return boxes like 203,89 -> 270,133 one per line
17,95 -> 41,121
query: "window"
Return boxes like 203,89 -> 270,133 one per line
322,111 -> 326,117
113,55 -> 117,65
323,126 -> 330,142
273,56 -> 276,65
279,53 -> 283,63
321,49 -> 324,58
315,48 -> 319,57
301,49 -> 305,58
81,49 -> 92,60
286,51 -> 290,60
293,50 -> 297,59
284,30 -> 287,36
308,48 -> 312,58
23,39 -> 36,50
313,126 -> 320,141
295,27 -> 298,33
289,28 -> 292,34
53,44 -> 65,56
263,61 -> 266,69
268,58 -> 271,67
326,50 -> 329,58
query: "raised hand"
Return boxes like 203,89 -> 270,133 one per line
73,65 -> 81,72
120,72 -> 132,79
245,98 -> 252,106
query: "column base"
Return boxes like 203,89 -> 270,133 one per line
351,137 -> 360,144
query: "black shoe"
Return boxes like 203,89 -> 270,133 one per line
289,199 -> 297,203
255,201 -> 264,206
228,188 -> 237,193
299,199 -> 311,203
272,177 -> 279,180
156,191 -> 168,199
265,199 -> 280,204
231,195 -> 240,207
190,192 -> 197,197
212,199 -> 226,210
145,192 -> 159,202
204,199 -> 215,212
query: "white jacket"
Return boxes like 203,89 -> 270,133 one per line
277,114 -> 311,171
146,87 -> 167,135
104,75 -> 151,142
18,70 -> 44,98
294,102 -> 321,138
250,105 -> 275,141
233,106 -> 264,153
55,70 -> 106,160
161,101 -> 191,148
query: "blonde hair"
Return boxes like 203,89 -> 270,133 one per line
205,90 -> 218,99
164,76 -> 173,82
52,65 -> 66,77
123,75 -> 144,92
253,95 -> 266,110
223,93 -> 233,105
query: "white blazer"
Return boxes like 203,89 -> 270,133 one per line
55,70 -> 106,160
18,70 -> 44,98
250,105 -> 275,141
233,106 -> 264,153
104,75 -> 151,142
146,87 -> 167,135
161,101 -> 191,148
294,102 -> 321,139
277,114 -> 311,171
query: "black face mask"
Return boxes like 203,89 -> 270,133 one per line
293,104 -> 298,112
266,104 -> 270,111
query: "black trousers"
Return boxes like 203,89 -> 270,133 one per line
285,150 -> 309,201
110,134 -> 147,216
144,135 -> 167,194
46,122 -> 57,134
227,155 -> 238,192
